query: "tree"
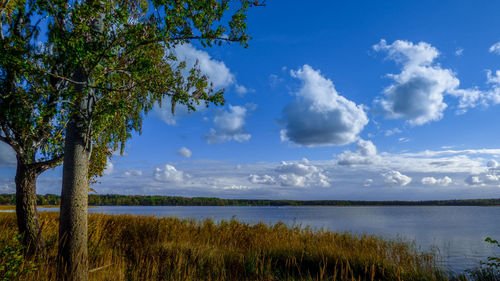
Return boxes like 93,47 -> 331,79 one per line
1,0 -> 111,255
0,0 -> 68,254
34,1 -> 262,280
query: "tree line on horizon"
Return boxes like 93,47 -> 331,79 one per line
1,193 -> 499,207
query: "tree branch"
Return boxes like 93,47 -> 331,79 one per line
33,65 -> 87,85
35,154 -> 64,173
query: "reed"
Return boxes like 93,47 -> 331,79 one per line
0,212 -> 461,281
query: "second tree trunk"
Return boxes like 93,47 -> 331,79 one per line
15,161 -> 44,255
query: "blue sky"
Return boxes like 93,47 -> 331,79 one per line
2,0 -> 500,200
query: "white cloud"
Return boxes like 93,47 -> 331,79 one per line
275,159 -> 330,187
103,161 -> 114,176
385,128 -> 402,136
337,140 -> 378,166
269,74 -> 283,87
364,179 -> 373,187
485,174 -> 500,182
465,175 -> 482,186
484,70 -> 500,105
374,39 -> 464,125
381,170 -> 412,186
72,146 -> 500,199
275,160 -> 319,175
449,88 -> 485,114
177,147 -> 193,158
489,42 -> 500,55
221,184 -> 251,190
123,170 -> 143,177
154,164 -> 185,183
248,174 -> 275,185
204,105 -> 251,144
154,44 -> 245,125
438,70 -> 500,113
174,43 -> 235,88
464,159 -> 500,186
374,40 -> 500,117
487,160 -> 498,168
280,65 -> 368,146
421,176 -> 452,186
401,149 -> 500,158
235,85 -> 251,95
247,158 -> 330,188
0,184 -> 13,193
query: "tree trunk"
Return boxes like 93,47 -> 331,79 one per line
57,68 -> 89,281
15,161 -> 44,255
57,117 -> 89,281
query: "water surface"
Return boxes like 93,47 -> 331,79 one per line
40,205 -> 500,273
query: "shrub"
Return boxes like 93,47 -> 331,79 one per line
0,235 -> 37,281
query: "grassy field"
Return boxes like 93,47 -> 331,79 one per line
0,212 -> 479,281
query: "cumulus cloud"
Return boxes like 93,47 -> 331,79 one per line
248,174 -> 275,185
57,146 -> 500,199
421,176 -> 452,186
204,105 -> 251,144
484,70 -> 500,105
102,161 -> 114,176
374,39 -> 460,125
465,175 -> 482,186
337,140 -> 378,166
154,164 -> 185,183
280,65 -> 368,146
247,158 -> 330,188
381,170 -> 412,186
464,159 -> 500,186
374,40 -> 500,117
177,147 -> 193,158
174,43 -> 235,89
489,42 -> 500,55
154,44 -> 246,125
487,160 -> 498,168
275,159 -> 330,187
441,70 -> 500,113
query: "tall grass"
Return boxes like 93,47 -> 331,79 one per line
0,212 -> 459,281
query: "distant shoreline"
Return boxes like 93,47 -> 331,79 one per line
1,193 -> 500,207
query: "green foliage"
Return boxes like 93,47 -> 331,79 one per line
0,235 -> 37,281
464,237 -> 500,281
1,0 -> 260,179
485,237 -> 500,269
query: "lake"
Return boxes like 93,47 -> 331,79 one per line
37,205 -> 500,274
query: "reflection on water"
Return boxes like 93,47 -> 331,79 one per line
37,205 -> 500,273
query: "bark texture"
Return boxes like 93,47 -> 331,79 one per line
57,117 -> 89,281
15,161 -> 44,255
57,68 -> 90,281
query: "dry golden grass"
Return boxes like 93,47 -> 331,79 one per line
0,212 -> 459,281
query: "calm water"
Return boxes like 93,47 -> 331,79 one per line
38,205 -> 500,273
